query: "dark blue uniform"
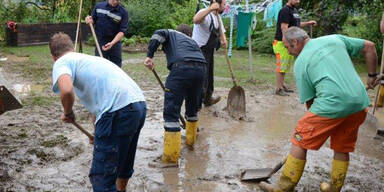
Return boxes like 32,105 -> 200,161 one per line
147,29 -> 206,132
92,1 -> 128,67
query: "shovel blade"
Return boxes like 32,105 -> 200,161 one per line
240,168 -> 274,182
227,86 -> 246,119
0,86 -> 22,114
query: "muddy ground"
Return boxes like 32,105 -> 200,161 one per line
0,54 -> 383,192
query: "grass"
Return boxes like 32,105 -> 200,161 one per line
121,47 -> 292,90
41,135 -> 69,148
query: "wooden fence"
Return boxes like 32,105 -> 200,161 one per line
6,23 -> 91,46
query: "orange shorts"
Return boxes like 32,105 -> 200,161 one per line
291,109 -> 367,153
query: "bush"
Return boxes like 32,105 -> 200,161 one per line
123,0 -> 196,37
251,27 -> 275,54
341,1 -> 384,61
121,35 -> 150,47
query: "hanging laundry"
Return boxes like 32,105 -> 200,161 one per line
236,12 -> 255,47
263,0 -> 282,27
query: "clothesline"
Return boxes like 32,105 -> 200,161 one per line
200,0 -> 278,17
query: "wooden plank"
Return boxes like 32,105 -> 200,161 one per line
11,23 -> 91,46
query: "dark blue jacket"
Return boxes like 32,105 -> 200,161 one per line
91,1 -> 128,41
147,29 -> 207,70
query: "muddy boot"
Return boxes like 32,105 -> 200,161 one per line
377,85 -> 384,107
162,131 -> 181,163
320,159 -> 349,192
259,154 -> 306,192
259,182 -> 282,192
186,120 -> 198,146
275,88 -> 289,96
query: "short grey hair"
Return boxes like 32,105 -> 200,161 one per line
284,27 -> 309,44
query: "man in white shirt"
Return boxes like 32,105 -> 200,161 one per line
49,32 -> 146,192
192,0 -> 227,107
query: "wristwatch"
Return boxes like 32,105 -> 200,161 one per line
65,111 -> 74,117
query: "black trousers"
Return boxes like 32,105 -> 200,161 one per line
201,47 -> 214,104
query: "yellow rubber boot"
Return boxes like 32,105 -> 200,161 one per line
162,131 -> 181,163
320,159 -> 349,192
259,154 -> 306,192
377,85 -> 384,107
186,120 -> 198,146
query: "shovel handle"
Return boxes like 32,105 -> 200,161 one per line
225,47 -> 238,87
310,25 -> 313,38
89,23 -> 103,58
74,0 -> 83,51
267,158 -> 286,178
151,69 -> 186,128
72,121 -> 94,140
373,39 -> 384,115
216,14 -> 238,87
152,69 -> 166,91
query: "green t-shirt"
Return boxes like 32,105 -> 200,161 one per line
294,34 -> 369,118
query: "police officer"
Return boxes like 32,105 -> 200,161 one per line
85,0 -> 128,67
144,24 -> 207,164
192,0 -> 227,107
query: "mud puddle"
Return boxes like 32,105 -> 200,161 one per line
0,58 -> 383,191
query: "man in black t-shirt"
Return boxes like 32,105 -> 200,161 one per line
273,0 -> 316,96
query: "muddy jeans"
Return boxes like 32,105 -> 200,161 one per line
89,101 -> 146,192
164,62 -> 206,131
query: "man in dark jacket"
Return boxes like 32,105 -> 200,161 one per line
144,24 -> 207,164
85,0 -> 128,67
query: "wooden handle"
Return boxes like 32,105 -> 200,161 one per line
74,0 -> 83,51
72,121 -> 94,140
215,14 -> 238,87
89,23 -> 103,58
225,47 -> 238,86
152,69 -> 165,91
310,25 -> 313,38
267,158 -> 286,178
372,39 -> 384,115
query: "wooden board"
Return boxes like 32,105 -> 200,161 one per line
6,23 -> 91,46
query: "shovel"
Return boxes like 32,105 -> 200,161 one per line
216,14 -> 246,119
240,158 -> 286,182
224,49 -> 246,119
72,121 -> 94,140
89,23 -> 103,58
151,68 -> 186,128
0,85 -> 23,115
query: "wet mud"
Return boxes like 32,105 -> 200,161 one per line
0,57 -> 383,192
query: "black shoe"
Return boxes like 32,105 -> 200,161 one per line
275,88 -> 289,96
283,85 -> 294,93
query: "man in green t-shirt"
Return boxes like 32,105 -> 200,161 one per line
260,27 -> 379,192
